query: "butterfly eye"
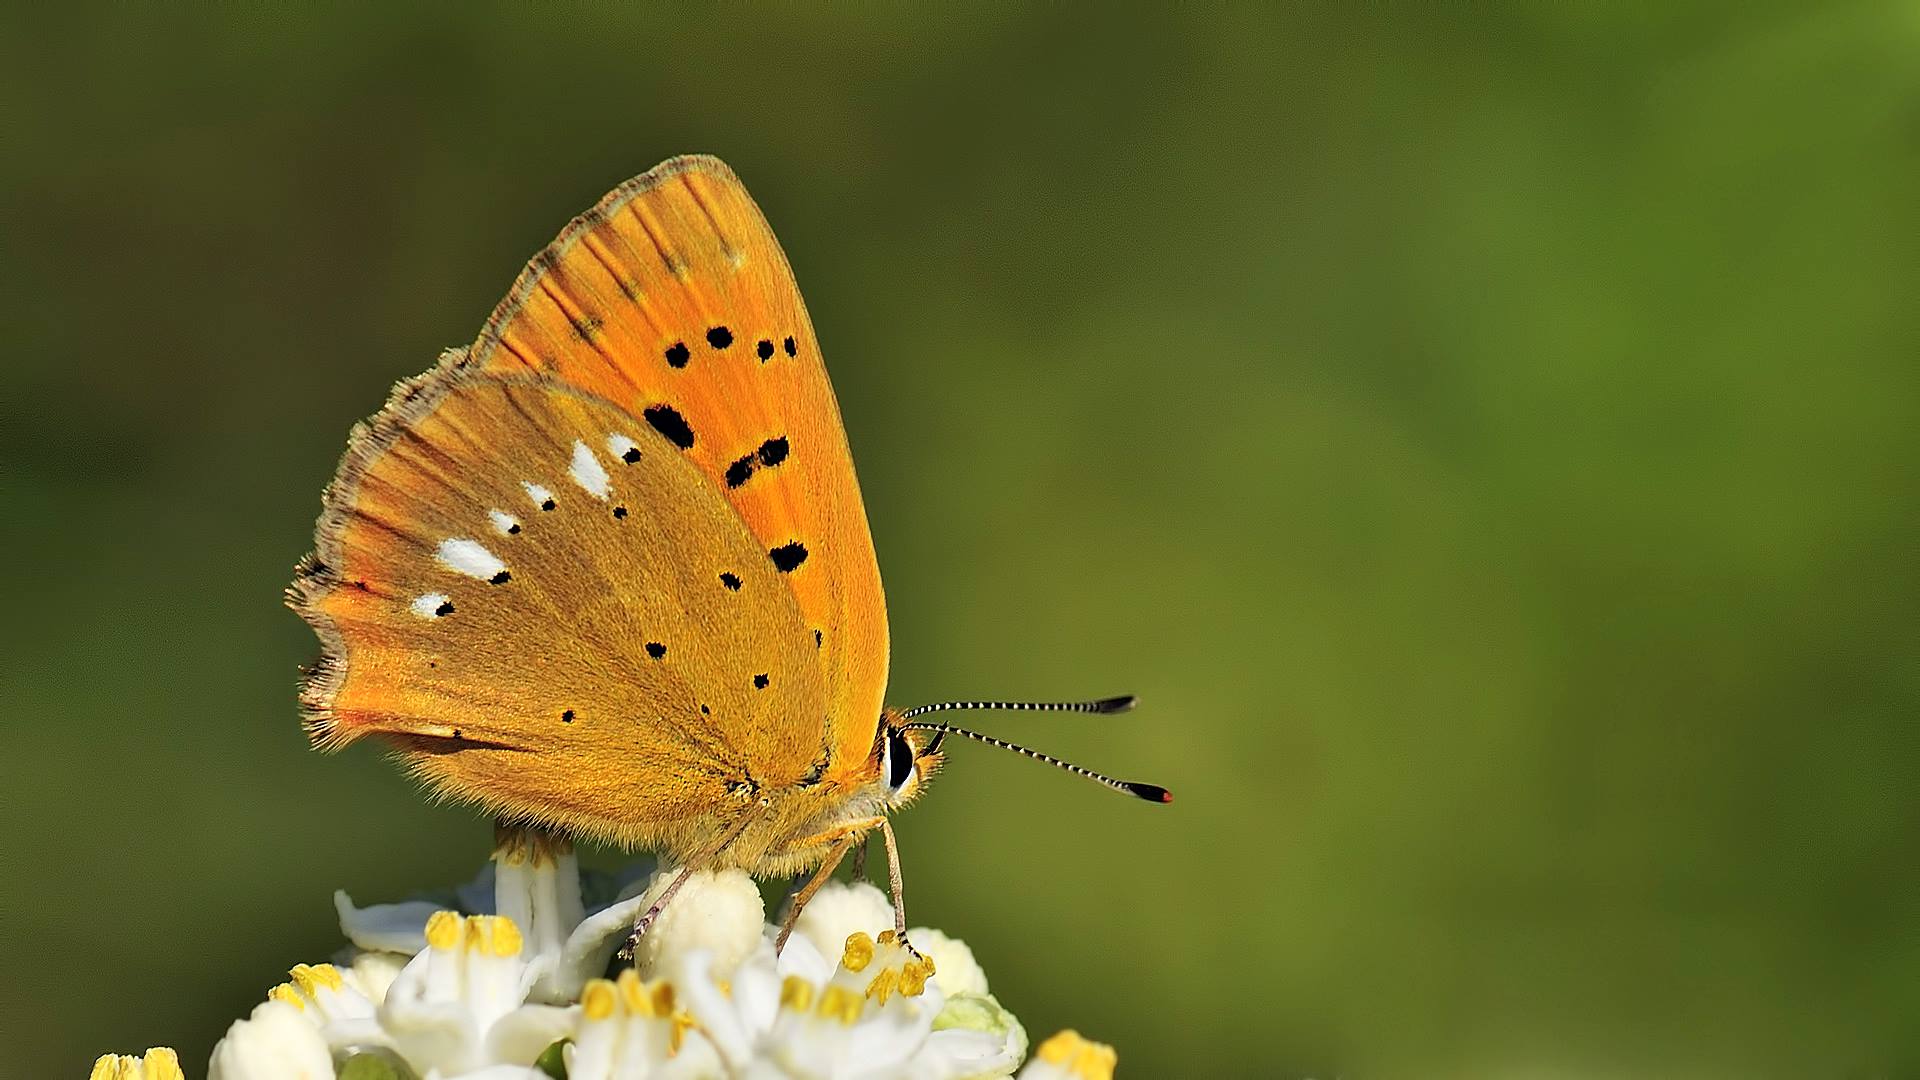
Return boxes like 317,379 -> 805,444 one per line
885,728 -> 915,793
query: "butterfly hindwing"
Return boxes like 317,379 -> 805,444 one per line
292,368 -> 828,851
466,156 -> 889,780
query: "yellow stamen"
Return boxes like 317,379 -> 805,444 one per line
142,1048 -> 183,1080
466,914 -> 523,956
582,978 -> 617,1021
779,974 -> 815,1013
841,931 -> 874,972
617,968 -> 651,1016
715,977 -> 733,997
876,929 -> 899,946
424,909 -> 462,950
900,956 -> 932,997
1035,1031 -> 1118,1080
290,963 -> 343,996
267,983 -> 304,1010
865,966 -> 899,1004
818,984 -> 863,1025
669,1011 -> 695,1055
89,1049 -> 183,1080
651,982 -> 676,1016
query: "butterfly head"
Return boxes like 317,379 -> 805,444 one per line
874,708 -> 945,810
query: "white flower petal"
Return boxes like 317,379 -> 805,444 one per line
344,950 -> 410,1005
728,940 -> 790,1041
843,989 -> 946,1074
315,1016 -> 388,1055
644,1034 -> 728,1080
209,1000 -> 335,1080
772,927 -> 834,985
672,949 -> 755,1068
335,890 -> 439,954
483,1003 -> 579,1067
790,881 -> 894,966
379,912 -> 534,1075
918,1026 -> 1024,1080
932,992 -> 1028,1079
494,846 -> 585,965
910,927 -> 989,997
533,888 -> 651,1004
438,1067 -> 552,1080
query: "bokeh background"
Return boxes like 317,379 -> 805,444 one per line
4,6 -> 1917,1076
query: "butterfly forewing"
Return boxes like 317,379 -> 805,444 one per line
466,156 -> 889,779
294,371 -> 828,850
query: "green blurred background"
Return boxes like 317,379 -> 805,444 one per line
4,6 -> 1916,1076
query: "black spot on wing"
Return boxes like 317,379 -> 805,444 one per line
719,572 -> 742,591
725,455 -> 755,488
783,336 -> 797,357
489,571 -> 512,585
435,600 -> 455,617
612,506 -> 628,519
756,339 -> 774,361
621,446 -> 642,464
706,326 -> 733,349
645,642 -> 666,659
753,673 -> 770,690
665,342 -> 691,368
814,628 -> 823,647
725,437 -> 789,489
644,404 -> 695,450
561,709 -> 574,723
769,542 -> 808,572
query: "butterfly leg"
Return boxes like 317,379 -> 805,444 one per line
769,815 -> 887,951
774,835 -> 857,952
618,816 -> 754,963
878,817 -> 914,952
618,862 -> 698,963
848,831 -> 871,884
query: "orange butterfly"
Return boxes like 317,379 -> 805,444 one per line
289,155 -> 1168,945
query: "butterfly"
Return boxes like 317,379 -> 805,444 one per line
288,155 -> 1169,947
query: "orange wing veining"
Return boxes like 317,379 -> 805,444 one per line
467,156 -> 889,779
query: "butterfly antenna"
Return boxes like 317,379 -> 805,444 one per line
897,721 -> 1172,804
895,694 -> 1137,722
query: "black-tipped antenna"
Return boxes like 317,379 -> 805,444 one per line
896,694 -> 1137,722
898,721 -> 1172,804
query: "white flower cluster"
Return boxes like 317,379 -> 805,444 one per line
91,847 -> 1118,1080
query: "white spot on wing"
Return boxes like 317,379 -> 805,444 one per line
437,538 -> 506,580
607,433 -> 640,462
524,482 -> 554,508
488,509 -> 520,536
569,440 -> 610,499
411,593 -> 450,619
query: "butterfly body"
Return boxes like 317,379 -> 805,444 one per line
291,157 -> 944,878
